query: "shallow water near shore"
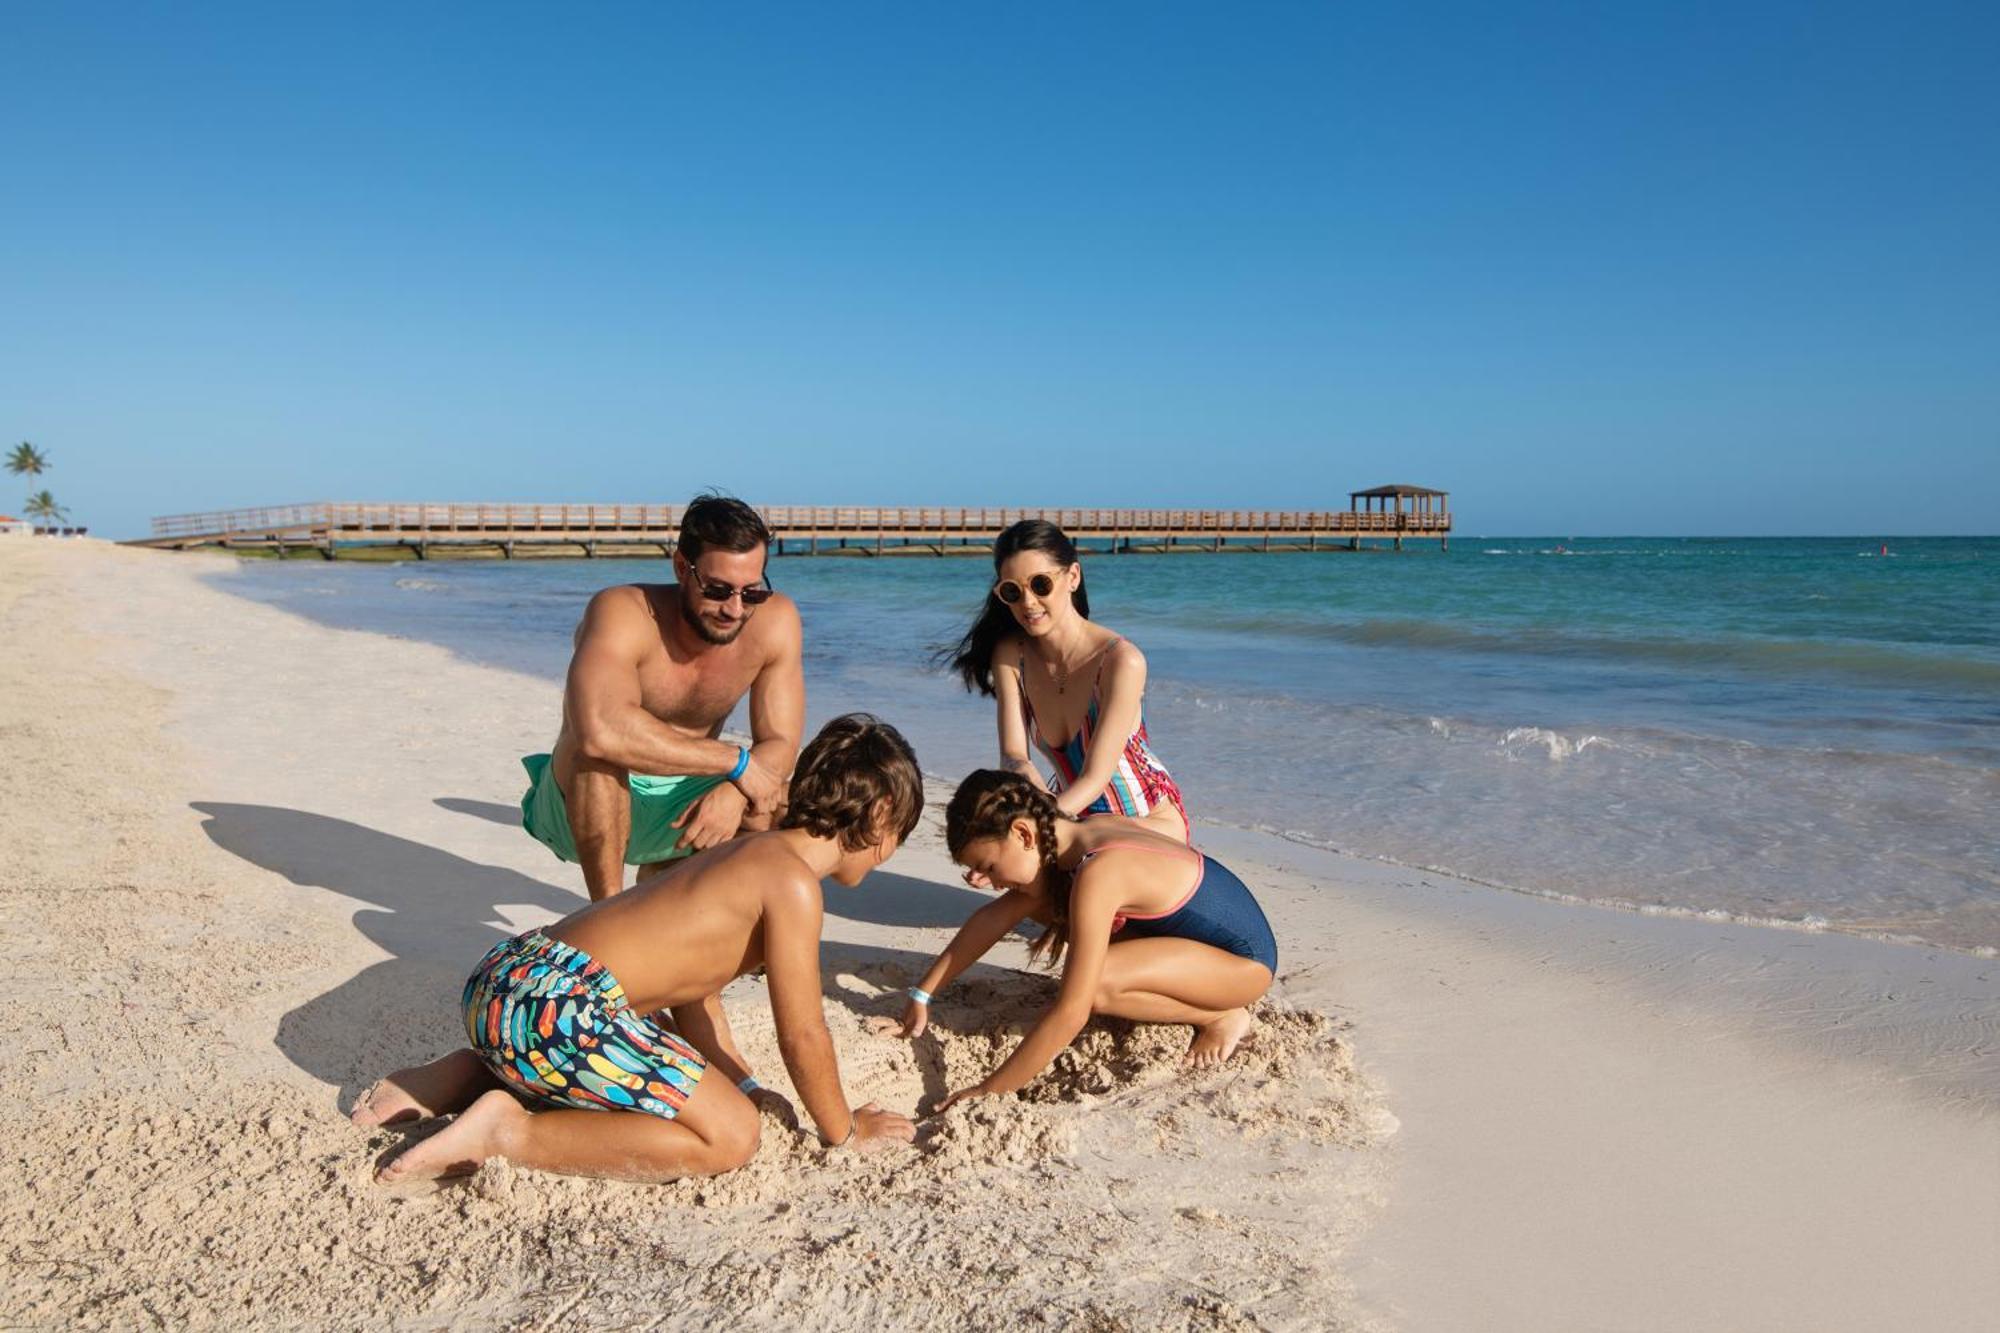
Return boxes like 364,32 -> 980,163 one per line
209,535 -> 2000,953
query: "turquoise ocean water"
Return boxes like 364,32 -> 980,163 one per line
210,536 -> 2000,954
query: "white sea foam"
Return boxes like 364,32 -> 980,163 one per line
1498,726 -> 1608,760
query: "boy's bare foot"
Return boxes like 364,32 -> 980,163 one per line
1186,1008 -> 1254,1068
376,1089 -> 526,1183
351,1049 -> 491,1127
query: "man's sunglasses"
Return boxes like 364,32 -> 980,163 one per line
687,567 -> 776,605
994,571 -> 1063,605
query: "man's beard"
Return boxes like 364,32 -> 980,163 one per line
680,589 -> 748,645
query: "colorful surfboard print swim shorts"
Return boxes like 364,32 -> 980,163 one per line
461,931 -> 705,1121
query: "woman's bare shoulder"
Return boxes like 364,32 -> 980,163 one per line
1098,631 -> 1146,672
989,632 -> 1030,674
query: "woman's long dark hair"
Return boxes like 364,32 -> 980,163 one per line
937,520 -> 1090,697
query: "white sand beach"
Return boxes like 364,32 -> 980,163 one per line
3,538 -> 1995,1330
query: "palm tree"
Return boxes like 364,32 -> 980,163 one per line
23,490 -> 68,530
6,442 -> 48,478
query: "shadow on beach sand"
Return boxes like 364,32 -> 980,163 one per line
820,868 -> 993,929
433,796 -> 524,826
190,801 -> 975,1110
192,802 -> 578,1107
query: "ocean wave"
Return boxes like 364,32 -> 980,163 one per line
1179,615 -> 2000,690
394,577 -> 447,592
1221,820 -> 1999,958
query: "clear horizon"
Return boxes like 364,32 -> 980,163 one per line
4,3 -> 1996,541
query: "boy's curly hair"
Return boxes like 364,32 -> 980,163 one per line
780,714 -> 923,851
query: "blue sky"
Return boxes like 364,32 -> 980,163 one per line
3,2 -> 1995,538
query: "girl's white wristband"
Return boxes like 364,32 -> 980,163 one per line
908,987 -> 933,1005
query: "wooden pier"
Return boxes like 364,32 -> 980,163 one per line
133,494 -> 1451,559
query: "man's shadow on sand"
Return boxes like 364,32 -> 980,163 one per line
194,800 -> 990,1110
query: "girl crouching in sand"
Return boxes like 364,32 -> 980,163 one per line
353,714 -> 922,1183
885,770 -> 1276,1109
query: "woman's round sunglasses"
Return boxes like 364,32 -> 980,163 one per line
993,571 -> 1064,605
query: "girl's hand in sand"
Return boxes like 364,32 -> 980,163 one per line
851,1103 -> 917,1153
930,1084 -> 992,1116
866,995 -> 930,1040
897,996 -> 932,1039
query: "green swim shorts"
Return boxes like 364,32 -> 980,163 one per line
519,753 -> 726,867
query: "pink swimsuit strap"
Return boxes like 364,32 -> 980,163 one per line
1077,841 -> 1206,930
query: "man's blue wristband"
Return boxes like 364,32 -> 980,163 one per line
728,746 -> 750,782
908,987 -> 933,1006
738,1075 -> 761,1094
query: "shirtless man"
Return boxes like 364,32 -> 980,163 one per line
356,714 -> 923,1182
520,492 -> 804,899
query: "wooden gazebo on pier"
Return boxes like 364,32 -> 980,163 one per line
1347,485 -> 1451,550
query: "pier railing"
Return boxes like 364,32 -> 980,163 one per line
150,503 -> 1451,539
141,502 -> 1450,554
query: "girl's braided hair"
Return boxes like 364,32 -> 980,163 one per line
780,714 -> 923,851
945,768 -> 1078,966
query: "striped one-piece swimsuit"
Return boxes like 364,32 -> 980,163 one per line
1021,641 -> 1188,828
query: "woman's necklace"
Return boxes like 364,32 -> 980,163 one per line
1044,636 -> 1092,695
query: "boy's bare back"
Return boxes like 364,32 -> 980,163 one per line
546,830 -> 822,1012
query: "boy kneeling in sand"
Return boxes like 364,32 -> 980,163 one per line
354,713 -> 922,1182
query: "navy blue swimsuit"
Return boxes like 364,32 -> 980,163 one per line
1091,843 -> 1279,972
